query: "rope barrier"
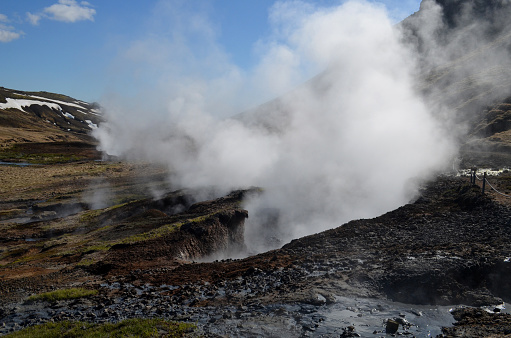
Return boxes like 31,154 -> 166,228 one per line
468,169 -> 511,197
484,177 -> 511,198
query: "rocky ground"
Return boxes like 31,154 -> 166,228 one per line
1,144 -> 511,336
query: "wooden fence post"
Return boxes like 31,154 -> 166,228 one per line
482,172 -> 487,194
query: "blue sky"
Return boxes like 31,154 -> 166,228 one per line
0,0 -> 421,103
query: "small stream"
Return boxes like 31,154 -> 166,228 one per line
0,162 -> 37,167
199,296 -> 463,337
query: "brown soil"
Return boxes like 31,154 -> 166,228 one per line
440,307 -> 511,337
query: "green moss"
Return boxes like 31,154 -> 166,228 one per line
0,248 -> 29,263
76,258 -> 96,266
117,211 -> 221,245
79,209 -> 104,224
4,318 -> 196,338
118,222 -> 183,244
186,214 -> 209,224
79,201 -> 136,226
28,288 -> 98,302
82,244 -> 111,253
11,253 -> 47,265
88,224 -> 113,234
0,149 -> 86,164
0,209 -> 24,219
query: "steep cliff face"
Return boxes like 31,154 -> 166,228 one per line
176,209 -> 248,260
101,208 -> 248,265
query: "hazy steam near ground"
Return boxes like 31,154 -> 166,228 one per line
95,0 -> 459,253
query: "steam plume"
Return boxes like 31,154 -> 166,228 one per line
94,0 -> 458,253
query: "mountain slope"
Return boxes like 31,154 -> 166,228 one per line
0,86 -> 102,146
407,0 -> 511,167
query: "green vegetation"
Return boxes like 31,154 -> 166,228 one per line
79,209 -> 105,224
4,318 -> 196,338
0,209 -> 23,219
27,288 -> 98,302
118,211 -> 221,245
79,201 -> 136,224
0,248 -> 28,261
76,258 -> 96,266
119,222 -> 183,244
0,151 -> 83,164
82,243 -> 112,253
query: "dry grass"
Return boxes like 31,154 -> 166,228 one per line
0,162 -> 167,203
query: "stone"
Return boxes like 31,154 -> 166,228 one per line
386,319 -> 399,334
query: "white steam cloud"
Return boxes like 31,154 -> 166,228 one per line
95,0 -> 456,253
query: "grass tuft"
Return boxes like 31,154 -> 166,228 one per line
4,318 -> 196,337
118,222 -> 183,244
27,288 -> 98,302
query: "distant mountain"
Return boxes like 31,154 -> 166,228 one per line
0,86 -> 102,145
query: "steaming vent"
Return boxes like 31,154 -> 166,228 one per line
92,0 -> 511,255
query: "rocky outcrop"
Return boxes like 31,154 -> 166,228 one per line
440,307 -> 511,337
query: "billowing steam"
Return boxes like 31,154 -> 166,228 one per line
94,0 -> 458,253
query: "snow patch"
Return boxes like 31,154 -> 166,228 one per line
62,112 -> 75,119
85,119 -> 98,130
0,98 -> 61,112
28,95 -> 88,110
90,108 -> 102,116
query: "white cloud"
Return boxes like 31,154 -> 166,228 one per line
0,14 -> 22,42
26,12 -> 41,26
0,28 -> 21,42
43,0 -> 96,23
26,0 -> 96,26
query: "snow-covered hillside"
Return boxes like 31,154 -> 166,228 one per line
0,86 -> 102,144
